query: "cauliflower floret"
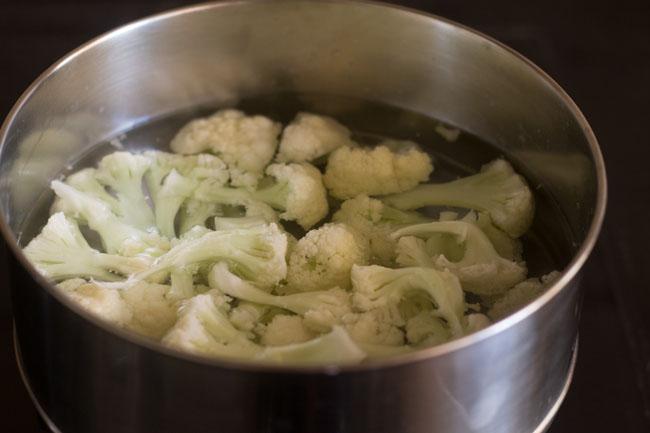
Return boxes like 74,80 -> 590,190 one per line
128,223 -> 288,291
393,221 -> 527,295
209,261 -> 352,332
286,223 -> 369,292
324,142 -> 433,199
261,314 -> 317,346
121,282 -> 178,339
276,112 -> 353,163
162,291 -> 259,358
343,308 -> 405,346
57,279 -> 133,326
263,162 -> 329,229
170,109 -> 281,188
384,159 -> 534,237
332,195 -> 427,265
194,162 -> 328,230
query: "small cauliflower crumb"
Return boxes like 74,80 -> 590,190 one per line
170,109 -> 281,188
276,112 -> 353,163
261,314 -> 317,346
434,123 -> 461,142
286,223 -> 369,292
323,142 -> 433,199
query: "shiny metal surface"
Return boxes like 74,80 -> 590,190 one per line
0,1 -> 606,432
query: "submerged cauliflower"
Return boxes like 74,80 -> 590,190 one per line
324,141 -> 433,199
170,109 -> 282,188
24,109 -> 554,366
286,223 -> 369,292
276,112 -> 353,163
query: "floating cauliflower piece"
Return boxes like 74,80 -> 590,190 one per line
169,109 -> 281,188
324,141 -> 433,199
286,223 -> 369,292
128,223 -> 288,290
50,180 -> 170,257
384,159 -> 534,237
333,195 -> 427,265
276,112 -> 353,163
195,162 -> 328,230
393,220 -> 527,295
24,212 -> 150,281
95,152 -> 155,230
350,264 -> 467,337
57,279 -> 133,326
143,151 -> 229,238
162,291 -> 259,359
209,262 -> 352,332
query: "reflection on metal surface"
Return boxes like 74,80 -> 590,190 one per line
13,325 -> 61,433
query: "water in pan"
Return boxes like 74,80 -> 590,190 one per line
18,92 -> 573,285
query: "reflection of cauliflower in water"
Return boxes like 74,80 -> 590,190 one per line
23,109 -> 555,365
324,142 -> 433,199
170,109 -> 281,188
276,112 -> 353,163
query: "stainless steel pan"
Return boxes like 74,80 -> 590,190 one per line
0,1 -> 606,432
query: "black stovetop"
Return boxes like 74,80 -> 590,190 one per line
2,0 -> 649,431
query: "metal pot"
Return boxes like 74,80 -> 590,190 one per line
0,1 -> 606,432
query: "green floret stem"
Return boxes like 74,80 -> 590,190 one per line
250,181 -> 290,211
208,262 -> 337,314
392,221 -> 498,264
384,180 -> 497,213
24,212 -> 149,281
129,227 -> 280,285
257,326 -> 366,364
380,205 -> 429,225
51,181 -> 158,255
154,170 -> 197,238
197,180 -> 290,212
178,200 -> 221,235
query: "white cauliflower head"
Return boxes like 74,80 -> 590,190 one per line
170,109 -> 281,188
263,162 -> 329,229
276,112 -> 353,163
324,142 -> 433,199
287,223 -> 369,292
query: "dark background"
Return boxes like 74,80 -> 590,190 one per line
1,0 -> 649,431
